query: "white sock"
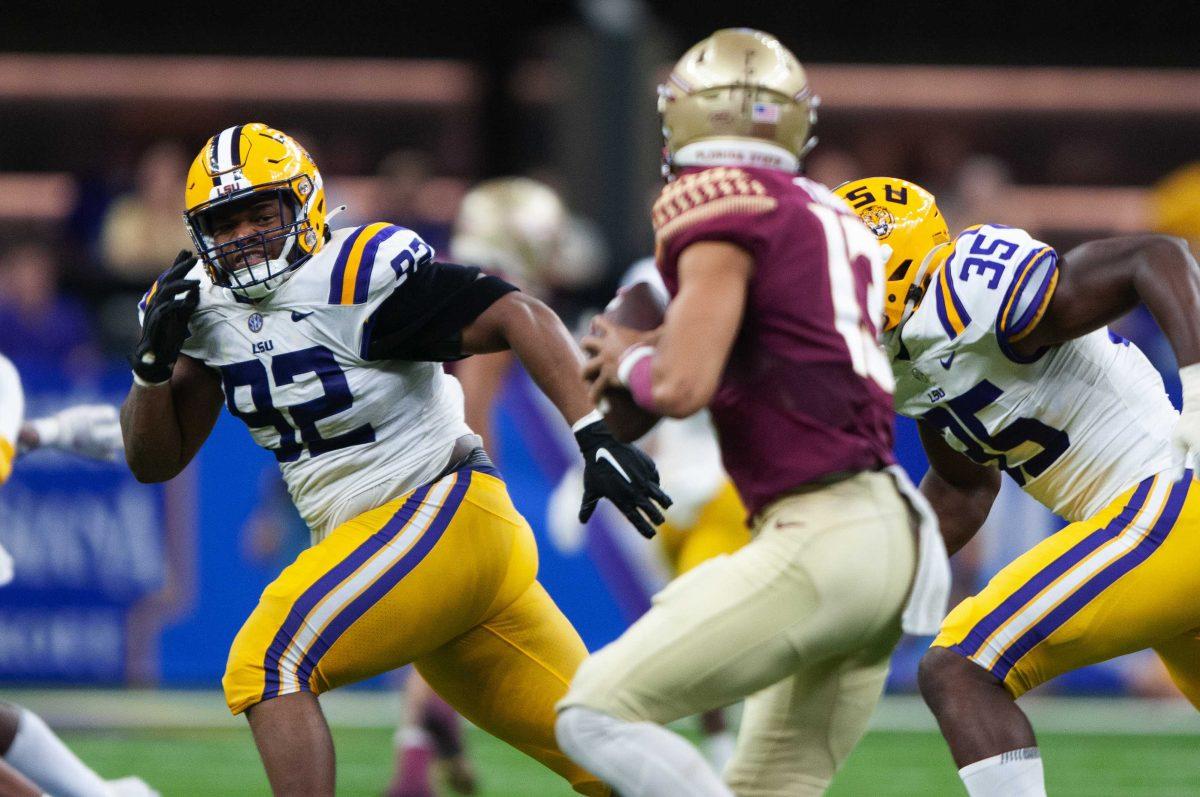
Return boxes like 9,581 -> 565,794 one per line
4,707 -> 109,797
959,747 -> 1046,797
702,730 -> 736,776
556,706 -> 733,797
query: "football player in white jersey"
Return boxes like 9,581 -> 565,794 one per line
0,354 -> 155,797
837,177 -> 1200,797
119,123 -> 669,796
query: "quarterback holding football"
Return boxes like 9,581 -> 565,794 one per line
555,29 -> 950,797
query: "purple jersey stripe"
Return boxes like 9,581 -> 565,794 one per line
260,481 -> 434,701
327,226 -> 369,304
996,247 -> 1045,332
291,472 -> 472,688
954,476 -> 1154,659
943,270 -> 972,330
352,225 -> 401,304
988,474 -> 1191,683
934,279 -> 958,339
1003,251 -> 1059,340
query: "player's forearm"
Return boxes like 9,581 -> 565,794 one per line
498,294 -> 594,426
920,468 -> 999,556
120,384 -> 188,482
1130,237 -> 1200,368
644,242 -> 750,418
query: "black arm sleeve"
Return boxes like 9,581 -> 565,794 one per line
364,261 -> 519,361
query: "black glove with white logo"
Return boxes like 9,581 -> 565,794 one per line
131,250 -> 201,385
575,416 -> 672,539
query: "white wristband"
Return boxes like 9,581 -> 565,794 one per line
1180,363 -> 1200,406
616,345 -> 655,388
571,409 -> 604,433
132,371 -> 170,389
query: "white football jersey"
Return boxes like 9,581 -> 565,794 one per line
891,224 -> 1177,522
0,353 -> 23,484
154,223 -> 473,541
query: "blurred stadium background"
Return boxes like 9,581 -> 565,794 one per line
1,2 -> 1199,794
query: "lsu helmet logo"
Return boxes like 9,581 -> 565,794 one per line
859,205 -> 896,240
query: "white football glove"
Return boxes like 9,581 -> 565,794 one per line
1169,363 -> 1200,482
26,404 -> 124,462
0,542 -> 13,588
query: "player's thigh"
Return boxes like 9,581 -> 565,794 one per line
562,472 -> 915,726
1154,630 -> 1200,708
935,474 -> 1200,698
725,650 -> 892,797
415,581 -> 606,796
224,468 -> 535,714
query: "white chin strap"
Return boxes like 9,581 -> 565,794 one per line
673,140 -> 800,173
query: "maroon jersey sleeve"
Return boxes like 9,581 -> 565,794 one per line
652,167 -> 779,289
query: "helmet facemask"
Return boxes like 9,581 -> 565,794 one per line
185,178 -> 318,301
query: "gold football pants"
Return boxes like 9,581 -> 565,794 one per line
934,472 -> 1200,704
224,465 -> 607,796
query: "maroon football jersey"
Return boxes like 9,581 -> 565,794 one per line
653,166 -> 895,518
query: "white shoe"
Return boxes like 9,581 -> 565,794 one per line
106,777 -> 160,797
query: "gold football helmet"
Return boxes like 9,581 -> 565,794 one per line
183,123 -> 327,300
450,177 -> 567,294
835,176 -> 952,332
658,28 -> 818,177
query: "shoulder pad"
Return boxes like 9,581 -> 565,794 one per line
325,223 -> 433,306
652,167 -> 777,245
934,224 -> 1056,345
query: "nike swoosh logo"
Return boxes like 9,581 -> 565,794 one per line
939,352 -> 956,369
291,310 -> 315,322
595,448 -> 631,482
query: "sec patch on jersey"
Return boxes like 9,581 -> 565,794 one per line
593,281 -> 665,442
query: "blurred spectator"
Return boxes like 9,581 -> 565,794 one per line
805,146 -> 862,189
0,242 -> 98,370
944,154 -> 1013,231
1151,161 -> 1200,253
98,141 -> 193,284
370,149 -> 456,253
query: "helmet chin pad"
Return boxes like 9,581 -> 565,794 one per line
227,255 -> 294,300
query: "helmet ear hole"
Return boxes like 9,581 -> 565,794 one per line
888,293 -> 897,303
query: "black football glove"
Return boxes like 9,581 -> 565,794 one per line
575,418 -> 673,539
130,250 -> 201,384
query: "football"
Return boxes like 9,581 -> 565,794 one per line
591,281 -> 667,442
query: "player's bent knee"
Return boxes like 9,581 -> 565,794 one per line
223,647 -> 272,716
918,645 -> 1001,709
556,650 -> 640,722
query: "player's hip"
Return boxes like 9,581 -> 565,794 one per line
935,470 -> 1200,689
737,470 -> 917,629
225,456 -> 538,711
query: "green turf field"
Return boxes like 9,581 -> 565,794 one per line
60,725 -> 1200,796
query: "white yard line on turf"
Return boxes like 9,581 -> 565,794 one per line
2,690 -> 1196,736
